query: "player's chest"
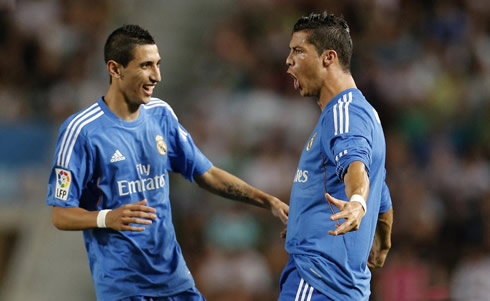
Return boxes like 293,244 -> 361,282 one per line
298,123 -> 326,166
294,130 -> 323,183
92,125 -> 170,177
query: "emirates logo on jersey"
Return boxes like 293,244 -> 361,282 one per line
306,132 -> 317,151
155,135 -> 167,155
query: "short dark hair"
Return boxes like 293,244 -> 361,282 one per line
104,24 -> 155,67
293,12 -> 353,71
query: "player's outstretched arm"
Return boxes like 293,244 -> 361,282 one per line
327,160 -> 369,236
52,200 -> 157,231
368,207 -> 393,268
194,166 -> 289,225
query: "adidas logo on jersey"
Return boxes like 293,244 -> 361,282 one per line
110,150 -> 126,162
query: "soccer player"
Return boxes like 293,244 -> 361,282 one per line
46,24 -> 289,301
279,12 -> 393,300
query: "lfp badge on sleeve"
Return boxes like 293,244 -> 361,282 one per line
55,168 -> 72,201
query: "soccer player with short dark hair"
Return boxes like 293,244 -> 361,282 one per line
46,24 -> 289,301
279,12 -> 393,300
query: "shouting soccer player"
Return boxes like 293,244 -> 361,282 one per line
278,12 -> 393,300
46,25 -> 288,301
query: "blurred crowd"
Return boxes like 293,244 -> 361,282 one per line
1,0 -> 489,300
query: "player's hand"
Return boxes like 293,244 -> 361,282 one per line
106,199 -> 157,231
368,209 -> 392,268
326,193 -> 365,236
269,197 -> 289,225
368,232 -> 390,268
280,227 -> 287,239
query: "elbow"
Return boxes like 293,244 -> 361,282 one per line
194,167 -> 216,190
51,207 -> 67,230
52,214 -> 63,230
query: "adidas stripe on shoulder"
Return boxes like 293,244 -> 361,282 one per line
57,103 -> 104,168
143,98 -> 178,121
333,91 -> 353,136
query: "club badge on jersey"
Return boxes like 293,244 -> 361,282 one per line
156,135 -> 167,156
55,168 -> 72,200
306,132 -> 317,152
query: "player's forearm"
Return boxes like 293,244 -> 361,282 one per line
343,161 -> 370,200
52,206 -> 98,230
195,166 -> 272,209
376,207 -> 393,249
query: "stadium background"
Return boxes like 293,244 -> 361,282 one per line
0,0 -> 489,300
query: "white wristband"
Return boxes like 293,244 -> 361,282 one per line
350,194 -> 367,214
97,209 -> 112,228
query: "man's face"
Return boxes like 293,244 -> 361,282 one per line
119,44 -> 161,105
286,31 -> 324,97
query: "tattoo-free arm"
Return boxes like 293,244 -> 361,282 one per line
52,200 -> 157,231
344,160 -> 370,201
52,206 -> 98,230
327,160 -> 369,235
368,207 -> 393,268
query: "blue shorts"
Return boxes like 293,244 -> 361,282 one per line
279,257 -> 333,301
118,286 -> 206,301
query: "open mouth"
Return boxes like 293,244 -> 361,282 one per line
288,72 -> 300,90
293,77 -> 299,90
143,84 -> 155,96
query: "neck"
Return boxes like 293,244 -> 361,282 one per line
104,86 -> 140,121
317,71 -> 357,111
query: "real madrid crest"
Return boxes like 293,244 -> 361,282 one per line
155,135 -> 167,155
306,132 -> 317,151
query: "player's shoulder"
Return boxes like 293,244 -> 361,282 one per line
333,89 -> 374,114
353,90 -> 373,109
60,101 -> 105,135
345,90 -> 384,130
321,89 -> 378,134
142,97 -> 179,121
342,89 -> 370,108
324,89 -> 362,112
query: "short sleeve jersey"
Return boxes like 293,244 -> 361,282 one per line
286,89 -> 392,300
46,98 -> 212,300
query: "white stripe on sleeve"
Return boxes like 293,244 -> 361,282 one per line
57,103 -> 98,166
295,278 -> 304,301
143,101 -> 179,120
338,99 -> 344,134
306,286 -> 314,301
344,92 -> 352,133
63,111 -> 104,168
178,126 -> 188,140
333,92 -> 353,136
60,107 -> 101,167
300,283 -> 309,301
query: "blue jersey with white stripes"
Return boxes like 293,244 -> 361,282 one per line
46,97 -> 212,300
285,89 -> 392,300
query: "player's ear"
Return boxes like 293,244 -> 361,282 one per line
107,60 -> 123,80
322,50 -> 336,68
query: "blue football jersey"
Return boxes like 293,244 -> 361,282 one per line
285,89 -> 392,300
46,97 -> 212,300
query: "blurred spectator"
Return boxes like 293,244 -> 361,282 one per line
450,250 -> 490,301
